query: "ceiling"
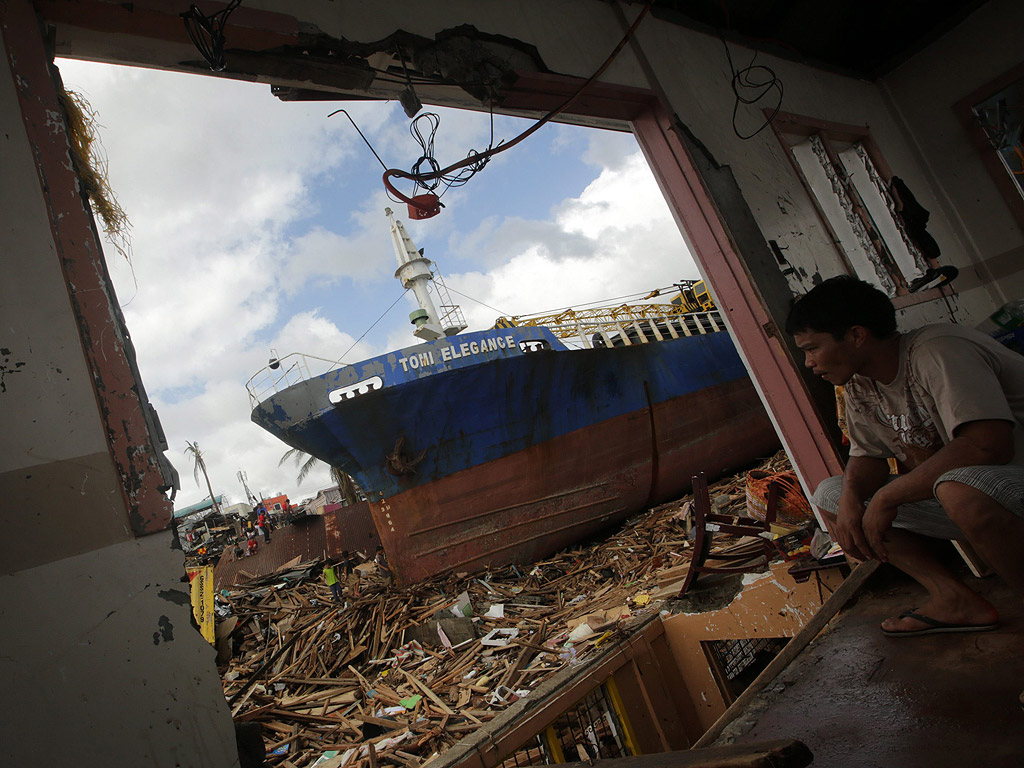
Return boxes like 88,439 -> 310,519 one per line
641,0 -> 988,79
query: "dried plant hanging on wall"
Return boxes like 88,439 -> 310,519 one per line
58,85 -> 133,265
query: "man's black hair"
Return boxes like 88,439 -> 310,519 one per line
785,275 -> 897,339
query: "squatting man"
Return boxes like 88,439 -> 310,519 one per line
786,276 -> 1024,707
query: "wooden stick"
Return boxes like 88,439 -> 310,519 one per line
399,668 -> 455,715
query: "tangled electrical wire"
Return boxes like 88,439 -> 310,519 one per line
325,5 -> 651,218
181,0 -> 242,72
382,3 -> 652,216
407,112 -> 499,201
721,36 -> 783,140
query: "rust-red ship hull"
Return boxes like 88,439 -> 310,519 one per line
370,378 -> 777,584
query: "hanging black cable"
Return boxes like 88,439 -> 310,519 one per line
720,36 -> 783,140
181,0 -> 242,72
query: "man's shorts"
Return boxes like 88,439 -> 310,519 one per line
812,464 -> 1024,540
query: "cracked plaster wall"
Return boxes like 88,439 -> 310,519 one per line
0,529 -> 239,767
621,12 -> 973,328
882,0 -> 1024,320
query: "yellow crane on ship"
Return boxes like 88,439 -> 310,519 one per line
493,280 -> 719,347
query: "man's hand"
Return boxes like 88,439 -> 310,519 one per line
834,493 -> 872,561
862,495 -> 899,563
835,456 -> 892,562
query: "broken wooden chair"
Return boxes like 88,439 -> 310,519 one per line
677,471 -> 777,597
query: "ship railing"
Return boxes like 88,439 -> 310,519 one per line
245,352 -> 341,408
494,303 -> 724,348
539,309 -> 724,348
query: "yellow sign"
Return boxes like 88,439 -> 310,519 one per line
187,565 -> 215,645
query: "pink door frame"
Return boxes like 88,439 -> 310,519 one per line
504,72 -> 843,494
631,107 -> 844,494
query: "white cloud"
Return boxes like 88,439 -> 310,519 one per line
445,150 -> 697,329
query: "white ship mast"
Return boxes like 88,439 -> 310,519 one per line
386,207 -> 467,341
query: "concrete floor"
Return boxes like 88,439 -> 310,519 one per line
713,560 -> 1024,767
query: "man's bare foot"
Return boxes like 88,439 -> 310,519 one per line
880,595 -> 999,636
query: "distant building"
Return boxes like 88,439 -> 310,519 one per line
262,493 -> 290,516
306,485 -> 342,516
220,502 -> 250,519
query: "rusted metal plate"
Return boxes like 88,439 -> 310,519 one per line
324,501 -> 382,556
374,380 -> 778,585
213,504 -> 380,589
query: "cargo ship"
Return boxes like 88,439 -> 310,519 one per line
248,210 -> 779,584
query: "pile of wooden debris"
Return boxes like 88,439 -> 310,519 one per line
219,451 -> 795,767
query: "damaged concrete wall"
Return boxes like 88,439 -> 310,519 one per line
284,1 -> 1004,326
881,0 -> 1024,322
0,17 -> 132,575
0,3 -> 237,764
661,561 -> 845,733
172,0 -> 999,337
0,531 -> 239,766
623,11 -> 971,330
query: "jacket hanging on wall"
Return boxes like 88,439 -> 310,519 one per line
891,176 -> 941,262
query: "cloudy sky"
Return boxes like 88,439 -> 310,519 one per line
56,58 -> 698,511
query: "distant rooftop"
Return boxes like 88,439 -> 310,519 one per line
173,495 -> 226,519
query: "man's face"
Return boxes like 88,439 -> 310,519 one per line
793,329 -> 862,385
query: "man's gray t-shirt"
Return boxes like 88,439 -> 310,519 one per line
844,324 -> 1024,472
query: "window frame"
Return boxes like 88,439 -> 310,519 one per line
770,111 -> 946,306
954,59 -> 1024,233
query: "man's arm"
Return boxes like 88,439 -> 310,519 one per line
836,455 -> 891,561
863,419 -> 1015,561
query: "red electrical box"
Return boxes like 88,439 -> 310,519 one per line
407,193 -> 441,220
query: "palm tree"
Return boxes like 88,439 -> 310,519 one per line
184,440 -> 222,516
280,448 -> 360,506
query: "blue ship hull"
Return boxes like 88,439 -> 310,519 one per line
252,326 -> 778,582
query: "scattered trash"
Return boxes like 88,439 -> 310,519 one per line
487,684 -> 522,706
399,694 -> 422,709
568,623 -> 595,642
450,590 -> 473,617
310,750 -> 342,767
480,627 -> 519,646
437,622 -> 453,650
